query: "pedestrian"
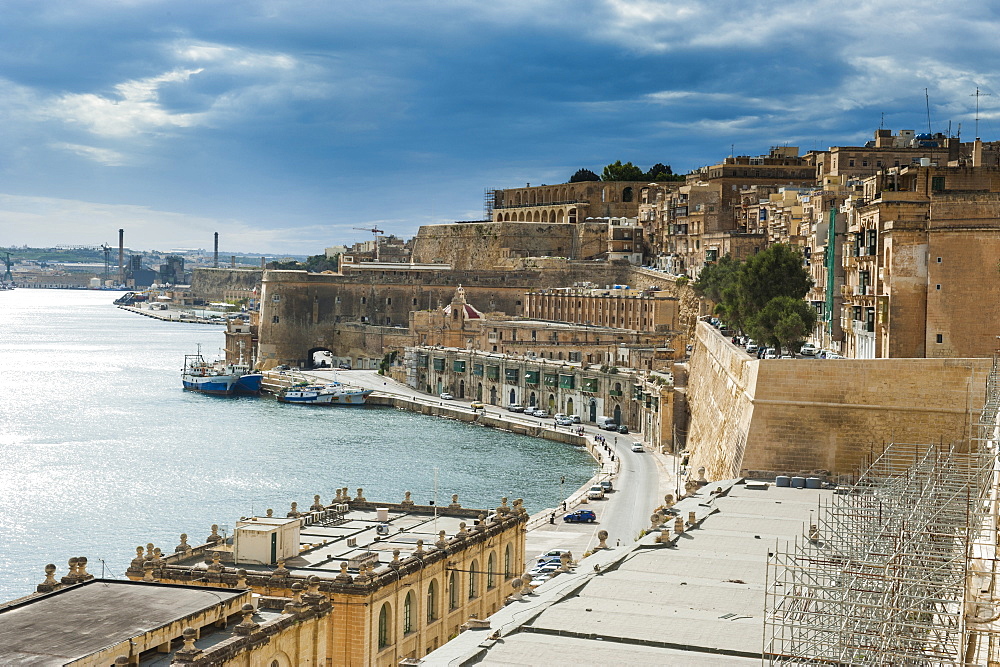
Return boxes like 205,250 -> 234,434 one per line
562,501 -> 567,511
549,512 -> 555,524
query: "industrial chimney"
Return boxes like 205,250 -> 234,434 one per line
214,232 -> 219,268
118,229 -> 124,285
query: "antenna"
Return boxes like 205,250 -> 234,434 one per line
971,87 -> 991,139
925,88 -> 932,134
880,112 -> 885,130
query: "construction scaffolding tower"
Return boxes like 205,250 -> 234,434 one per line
764,355 -> 1000,664
484,188 -> 496,222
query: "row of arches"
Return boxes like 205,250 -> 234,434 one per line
495,208 -> 577,223
502,184 -> 636,207
376,546 -> 513,652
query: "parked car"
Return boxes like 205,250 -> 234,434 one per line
556,417 -> 574,426
528,563 -> 561,577
571,415 -> 582,423
617,424 -> 629,434
763,348 -> 778,359
554,413 -> 567,420
631,442 -> 644,453
507,404 -> 525,412
745,341 -> 759,353
599,480 -> 613,493
533,410 -> 549,418
470,401 -> 485,409
535,549 -> 571,562
602,422 -> 618,431
439,392 -> 454,400
800,343 -> 818,356
563,509 -> 597,523
587,485 -> 605,500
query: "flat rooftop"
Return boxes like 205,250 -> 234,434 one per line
176,505 -> 489,578
427,481 -> 828,664
0,579 -> 245,665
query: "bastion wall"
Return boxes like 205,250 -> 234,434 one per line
686,321 -> 990,479
190,268 -> 263,300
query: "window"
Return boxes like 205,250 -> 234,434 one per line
412,298 -> 418,306
335,296 -> 341,303
361,297 -> 367,304
937,257 -> 942,263
378,603 -> 391,649
449,572 -> 458,610
272,316 -> 279,324
487,553 -> 496,589
936,284 -> 941,290
504,545 -> 512,578
386,297 -> 392,305
932,176 -> 946,192
403,592 -> 413,635
427,580 -> 438,623
469,560 -> 479,599
849,159 -> 855,167
936,334 -> 943,344
272,294 -> 281,302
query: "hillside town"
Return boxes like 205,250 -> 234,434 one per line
5,127 -> 1000,665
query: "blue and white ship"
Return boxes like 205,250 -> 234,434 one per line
182,353 -> 263,396
277,381 -> 373,406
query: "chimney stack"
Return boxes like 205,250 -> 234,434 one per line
118,229 -> 124,285
213,232 -> 219,268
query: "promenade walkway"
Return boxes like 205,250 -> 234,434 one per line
264,368 -> 680,562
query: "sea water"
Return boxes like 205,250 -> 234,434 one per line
0,289 -> 594,599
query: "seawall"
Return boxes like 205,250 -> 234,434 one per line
686,321 -> 990,479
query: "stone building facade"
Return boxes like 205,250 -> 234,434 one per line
489,180 -> 649,224
524,284 -> 678,333
121,493 -> 527,666
840,164 -> 1000,358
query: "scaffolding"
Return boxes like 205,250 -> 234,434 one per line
764,356 -> 1000,664
484,188 -> 497,222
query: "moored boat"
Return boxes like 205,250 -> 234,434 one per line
276,381 -> 373,406
182,353 -> 263,396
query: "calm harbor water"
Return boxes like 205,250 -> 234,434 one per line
0,289 -> 594,600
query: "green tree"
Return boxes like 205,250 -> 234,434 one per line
646,163 -> 672,180
569,168 -> 600,183
601,160 -> 644,181
733,244 -> 813,319
692,254 -> 740,303
745,296 -> 816,353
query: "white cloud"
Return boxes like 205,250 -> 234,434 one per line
48,142 -> 128,166
42,68 -> 206,138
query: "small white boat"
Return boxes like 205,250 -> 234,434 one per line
277,381 -> 373,406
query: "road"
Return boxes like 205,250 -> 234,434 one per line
276,368 -> 671,556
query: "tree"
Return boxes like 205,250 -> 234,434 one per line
646,163 -> 673,180
601,160 -> 644,181
745,296 -> 816,352
692,254 -> 740,303
569,168 -> 600,183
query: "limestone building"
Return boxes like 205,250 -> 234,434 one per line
523,284 -> 678,333
488,180 -> 649,224
840,163 -> 1000,358
120,491 -> 527,666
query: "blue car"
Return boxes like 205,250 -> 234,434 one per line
563,509 -> 597,523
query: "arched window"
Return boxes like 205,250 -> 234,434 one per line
403,591 -> 413,635
622,186 -> 634,202
487,553 -> 496,589
469,560 -> 479,599
449,571 -> 458,610
378,603 -> 391,649
504,545 -> 512,578
427,580 -> 438,623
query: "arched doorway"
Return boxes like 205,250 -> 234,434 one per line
566,397 -> 574,415
529,392 -> 536,407
477,383 -> 483,401
509,388 -> 516,405
547,394 -> 555,411
489,386 -> 497,405
589,398 -> 597,422
459,379 -> 465,399
613,404 -> 622,426
306,347 -> 333,369
436,378 -> 443,394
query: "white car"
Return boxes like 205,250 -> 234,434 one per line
555,417 -> 574,426
800,343 -> 817,356
533,410 -> 549,418
554,413 -> 567,420
587,485 -> 605,500
631,442 -> 644,453
439,392 -> 453,400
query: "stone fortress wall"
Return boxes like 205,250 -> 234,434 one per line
410,221 -> 607,270
686,321 -> 990,479
190,267 -> 262,301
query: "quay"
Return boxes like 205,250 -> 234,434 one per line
262,368 -> 680,559
116,303 -> 227,325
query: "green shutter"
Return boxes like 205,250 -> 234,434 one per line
558,374 -> 575,389
473,364 -> 484,377
433,357 -> 445,372
486,365 -> 500,380
524,370 -> 539,384
582,378 -> 599,393
504,368 -> 519,382
418,354 -> 429,368
543,373 -> 558,387
453,360 -> 466,373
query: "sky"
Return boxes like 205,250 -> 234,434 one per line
1,0 -> 998,256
